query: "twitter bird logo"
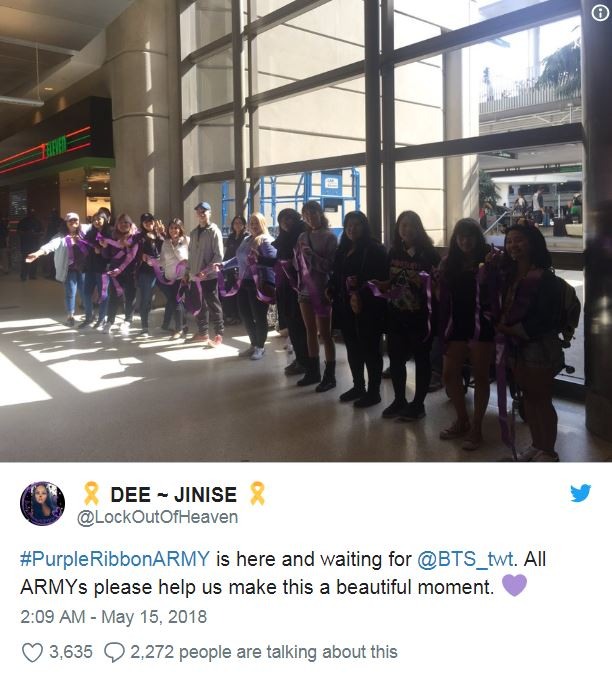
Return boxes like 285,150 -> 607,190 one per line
571,484 -> 591,503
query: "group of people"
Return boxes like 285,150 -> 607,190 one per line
25,199 -> 573,462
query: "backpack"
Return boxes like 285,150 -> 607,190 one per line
553,274 -> 581,348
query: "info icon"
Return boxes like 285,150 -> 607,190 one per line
20,482 -> 66,526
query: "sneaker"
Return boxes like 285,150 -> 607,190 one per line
102,322 -> 112,334
137,330 -> 150,338
250,347 -> 265,360
397,402 -> 426,422
188,333 -> 209,343
339,387 -> 366,403
239,345 -> 255,357
78,318 -> 92,329
171,331 -> 183,340
66,316 -> 75,327
120,321 -> 131,336
354,393 -> 382,408
381,399 -> 408,419
92,319 -> 103,330
211,334 -> 223,347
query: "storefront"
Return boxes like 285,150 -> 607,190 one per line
0,97 -> 114,241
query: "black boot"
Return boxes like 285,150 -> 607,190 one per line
315,361 -> 336,393
297,357 -> 321,386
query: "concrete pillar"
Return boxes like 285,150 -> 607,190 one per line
582,0 -> 612,443
443,49 -> 479,238
106,0 -> 182,221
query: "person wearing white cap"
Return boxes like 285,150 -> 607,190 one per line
25,212 -> 91,326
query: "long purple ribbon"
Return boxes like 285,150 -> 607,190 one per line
296,247 -> 331,317
107,244 -> 139,297
65,235 -> 90,266
147,258 -> 187,286
247,253 -> 274,304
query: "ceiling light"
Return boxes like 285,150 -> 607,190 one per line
0,95 -> 44,107
44,87 -> 54,92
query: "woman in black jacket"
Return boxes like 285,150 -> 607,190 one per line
372,211 -> 440,421
80,210 -> 112,328
257,208 -> 309,376
329,211 -> 388,407
222,216 -> 248,325
439,218 -> 495,451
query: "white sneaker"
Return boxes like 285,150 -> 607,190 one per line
102,322 -> 112,334
239,345 -> 255,357
120,321 -> 131,336
250,347 -> 265,360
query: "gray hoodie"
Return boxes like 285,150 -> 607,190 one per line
187,223 -> 224,281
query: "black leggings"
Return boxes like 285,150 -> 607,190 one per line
387,329 -> 432,407
106,275 -> 136,324
277,282 -> 308,366
237,280 -> 270,349
340,312 -> 383,394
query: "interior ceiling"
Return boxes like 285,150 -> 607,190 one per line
0,1 -> 134,125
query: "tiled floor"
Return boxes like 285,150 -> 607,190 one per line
1,273 -> 610,462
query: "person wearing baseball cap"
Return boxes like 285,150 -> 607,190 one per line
184,200 -> 224,346
25,211 -> 91,327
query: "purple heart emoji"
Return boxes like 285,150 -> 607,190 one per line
502,574 -> 527,596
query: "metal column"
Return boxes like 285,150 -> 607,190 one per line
582,0 -> 612,442
364,0 -> 382,239
381,0 -> 395,245
232,0 -> 246,216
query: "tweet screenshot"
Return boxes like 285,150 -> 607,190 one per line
1,0 -> 612,676
2,465 -> 608,677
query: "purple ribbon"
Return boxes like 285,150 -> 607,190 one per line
177,279 -> 202,316
277,260 -> 298,292
147,258 -> 187,286
65,235 -> 90,266
107,243 -> 139,297
247,253 -> 274,304
296,248 -> 331,317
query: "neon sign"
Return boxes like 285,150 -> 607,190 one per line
0,126 -> 92,175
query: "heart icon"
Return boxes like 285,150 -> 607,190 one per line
22,643 -> 43,663
502,574 -> 527,596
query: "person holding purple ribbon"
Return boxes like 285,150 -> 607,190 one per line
495,223 -> 564,462
439,218 -> 495,451
159,218 -> 190,339
256,208 -> 309,376
185,201 -> 224,347
295,201 -> 338,391
373,211 -> 440,421
25,212 -> 90,326
328,211 -> 388,407
222,213 -> 277,360
100,213 -> 140,335
222,216 -> 248,326
136,212 -> 164,338
80,210 -> 112,329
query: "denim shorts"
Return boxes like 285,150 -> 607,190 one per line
517,334 -> 564,374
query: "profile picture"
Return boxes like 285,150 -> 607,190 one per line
20,482 -> 65,526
